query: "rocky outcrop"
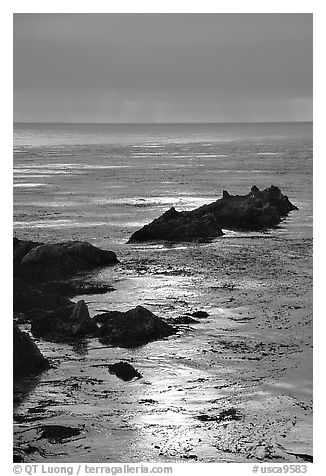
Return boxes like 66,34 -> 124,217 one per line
14,278 -> 72,313
14,238 -> 118,281
13,324 -> 50,378
128,206 -> 223,243
128,185 -> 298,242
108,362 -> 142,381
98,305 -> 176,347
13,238 -> 118,342
30,300 -> 97,340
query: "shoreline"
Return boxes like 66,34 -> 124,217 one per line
13,225 -> 312,462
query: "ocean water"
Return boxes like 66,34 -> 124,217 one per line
13,122 -> 313,463
14,122 -> 312,246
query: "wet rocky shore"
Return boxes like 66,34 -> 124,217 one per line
13,186 -> 312,463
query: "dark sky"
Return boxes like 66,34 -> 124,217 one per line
13,13 -> 313,123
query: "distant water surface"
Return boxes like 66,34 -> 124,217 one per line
13,122 -> 312,246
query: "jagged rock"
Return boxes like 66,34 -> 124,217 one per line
98,305 -> 176,347
128,206 -> 223,243
13,324 -> 50,377
108,362 -> 142,381
14,239 -> 118,281
128,185 -> 298,242
14,277 -> 72,313
30,300 -> 97,340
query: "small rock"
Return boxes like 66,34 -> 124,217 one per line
38,425 -> 82,443
196,408 -> 242,423
98,305 -> 176,347
30,300 -> 97,340
191,311 -> 209,319
108,362 -> 142,381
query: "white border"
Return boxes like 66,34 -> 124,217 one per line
3,3 -> 320,473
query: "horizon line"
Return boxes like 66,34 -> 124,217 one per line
13,120 -> 313,126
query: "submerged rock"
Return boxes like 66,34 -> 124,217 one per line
13,324 -> 50,378
98,305 -> 176,347
128,185 -> 298,242
14,238 -> 118,281
38,425 -> 82,443
30,300 -> 97,340
108,362 -> 142,381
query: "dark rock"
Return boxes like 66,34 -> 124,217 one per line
98,305 -> 176,347
13,452 -> 25,463
13,324 -> 50,378
128,206 -> 223,243
108,362 -> 142,381
196,408 -> 242,423
14,277 -> 72,313
190,311 -> 210,319
30,300 -> 98,340
13,312 -> 29,324
38,425 -> 82,443
182,454 -> 198,460
128,185 -> 298,242
15,239 -> 118,281
93,311 -> 122,324
13,237 -> 42,274
139,398 -> 158,404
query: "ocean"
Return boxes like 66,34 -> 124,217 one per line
14,122 -> 312,245
13,122 -> 313,462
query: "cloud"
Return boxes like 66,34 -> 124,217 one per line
14,13 -> 312,123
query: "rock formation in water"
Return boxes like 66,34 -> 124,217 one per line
13,238 -> 119,345
128,206 -> 224,243
97,305 -> 176,347
128,185 -> 298,243
14,238 -> 119,281
30,300 -> 98,340
13,277 -> 73,313
13,324 -> 50,377
108,362 -> 142,381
